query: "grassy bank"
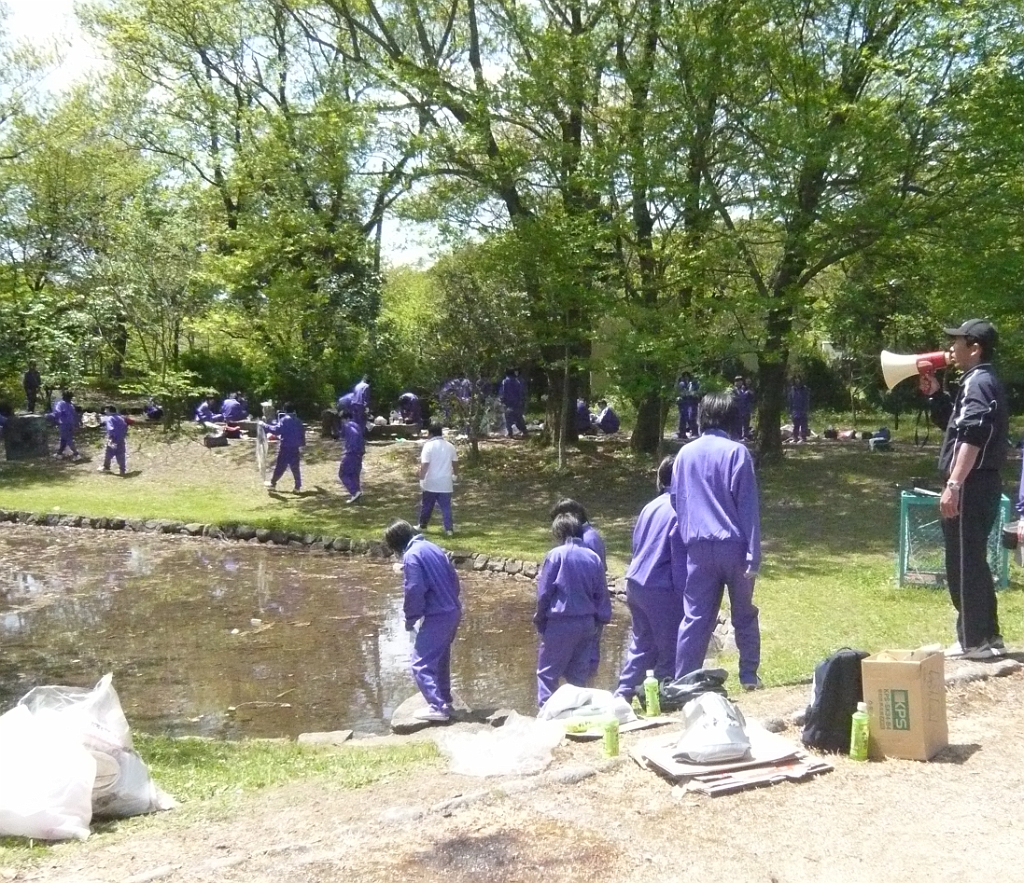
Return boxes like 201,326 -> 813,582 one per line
1,420 -> 1023,688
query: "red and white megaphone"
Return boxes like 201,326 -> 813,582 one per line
880,350 -> 950,390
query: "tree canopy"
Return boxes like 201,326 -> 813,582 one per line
1,0 -> 1022,454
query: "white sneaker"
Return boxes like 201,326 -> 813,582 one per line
413,708 -> 450,722
944,642 -> 964,658
962,641 -> 1003,661
346,491 -> 362,505
263,480 -> 275,489
97,466 -> 109,473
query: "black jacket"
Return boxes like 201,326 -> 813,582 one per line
929,363 -> 1008,475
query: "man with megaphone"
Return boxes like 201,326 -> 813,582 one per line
920,319 -> 1008,660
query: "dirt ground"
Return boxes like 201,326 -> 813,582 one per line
11,668 -> 1024,883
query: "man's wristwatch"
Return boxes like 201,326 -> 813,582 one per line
946,479 -> 962,492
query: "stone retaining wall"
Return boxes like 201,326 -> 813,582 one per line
0,508 -> 626,594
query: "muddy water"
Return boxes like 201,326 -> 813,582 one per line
0,526 -> 629,738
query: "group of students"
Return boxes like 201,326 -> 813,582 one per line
575,399 -> 620,435
195,391 -> 250,424
384,389 -> 762,721
679,374 -> 758,441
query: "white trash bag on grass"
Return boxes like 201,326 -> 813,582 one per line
436,712 -> 565,777
0,704 -> 95,841
15,673 -> 176,824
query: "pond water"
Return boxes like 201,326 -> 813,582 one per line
0,525 -> 630,738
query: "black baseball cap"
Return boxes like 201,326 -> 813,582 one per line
943,319 -> 997,348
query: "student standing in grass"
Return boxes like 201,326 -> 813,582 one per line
534,513 -> 612,707
338,408 -> 364,504
384,519 -> 462,723
922,319 -> 1008,660
499,368 -> 527,438
672,391 -> 762,690
98,406 -> 129,476
23,362 -> 41,413
418,422 -> 458,537
787,376 -> 810,442
734,376 -> 755,440
615,457 -> 686,699
261,403 -> 305,492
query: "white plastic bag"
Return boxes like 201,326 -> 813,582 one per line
673,693 -> 751,764
18,674 -> 176,819
20,673 -> 133,753
436,712 -> 565,777
0,705 -> 95,841
537,684 -> 637,725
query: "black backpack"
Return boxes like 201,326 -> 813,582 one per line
801,648 -> 869,753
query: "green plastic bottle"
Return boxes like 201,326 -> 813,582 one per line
602,716 -> 620,757
643,670 -> 661,718
849,701 -> 869,761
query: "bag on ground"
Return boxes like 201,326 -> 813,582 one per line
537,684 -> 637,725
672,693 -> 751,764
18,673 -> 176,819
0,705 -> 95,841
652,668 -> 729,713
801,648 -> 869,753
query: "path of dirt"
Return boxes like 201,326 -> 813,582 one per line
12,667 -> 1024,883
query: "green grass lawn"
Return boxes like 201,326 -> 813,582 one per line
1,418 -> 1022,688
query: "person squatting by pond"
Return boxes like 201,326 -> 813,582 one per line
385,519 -> 462,722
262,403 -> 305,492
672,391 -> 762,690
534,512 -> 612,707
615,457 -> 686,699
98,406 -> 129,476
338,408 -> 365,504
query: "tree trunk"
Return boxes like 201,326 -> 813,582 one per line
110,320 -> 128,379
631,391 -> 664,454
755,357 -> 788,465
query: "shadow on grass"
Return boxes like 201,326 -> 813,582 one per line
0,459 -> 87,490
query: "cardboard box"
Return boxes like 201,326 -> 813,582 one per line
861,649 -> 948,760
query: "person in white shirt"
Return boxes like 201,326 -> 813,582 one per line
418,421 -> 459,536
